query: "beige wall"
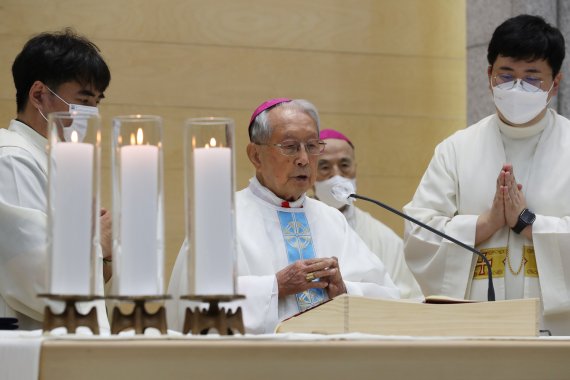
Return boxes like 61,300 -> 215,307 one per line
0,0 -> 466,284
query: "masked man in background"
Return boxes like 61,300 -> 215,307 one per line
314,128 -> 422,299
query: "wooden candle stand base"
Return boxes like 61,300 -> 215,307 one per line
108,295 -> 170,335
38,294 -> 102,334
181,295 -> 245,335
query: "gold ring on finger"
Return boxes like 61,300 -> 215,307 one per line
305,272 -> 315,282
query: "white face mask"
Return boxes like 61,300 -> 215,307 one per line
38,87 -> 99,142
64,104 -> 98,142
314,175 -> 356,209
492,80 -> 552,125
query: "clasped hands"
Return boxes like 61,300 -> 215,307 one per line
477,164 -> 530,244
276,257 -> 347,299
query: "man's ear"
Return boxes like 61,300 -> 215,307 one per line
28,80 -> 47,109
551,72 -> 563,97
487,65 -> 493,93
247,142 -> 262,170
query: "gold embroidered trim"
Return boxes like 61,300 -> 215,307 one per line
523,245 -> 538,278
473,247 -> 507,279
473,246 -> 538,279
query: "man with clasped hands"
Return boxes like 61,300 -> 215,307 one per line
404,15 -> 570,335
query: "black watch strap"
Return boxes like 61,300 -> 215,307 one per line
512,208 -> 536,234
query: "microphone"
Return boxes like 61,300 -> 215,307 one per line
331,183 -> 495,302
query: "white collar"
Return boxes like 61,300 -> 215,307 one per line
248,176 -> 306,208
9,119 -> 47,152
497,109 -> 551,139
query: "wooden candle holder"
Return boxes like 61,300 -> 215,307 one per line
181,295 -> 245,335
38,294 -> 102,334
108,295 -> 170,335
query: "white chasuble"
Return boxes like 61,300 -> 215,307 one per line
403,109 -> 570,335
0,120 -> 109,330
346,205 -> 423,300
168,177 -> 399,334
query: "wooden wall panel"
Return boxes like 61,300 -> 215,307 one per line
1,36 -> 463,118
0,0 -> 464,58
0,0 -> 466,284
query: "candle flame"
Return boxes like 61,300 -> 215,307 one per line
192,136 -> 196,149
210,137 -> 217,147
130,133 -> 135,145
70,130 -> 79,143
118,135 -> 123,145
136,128 -> 144,145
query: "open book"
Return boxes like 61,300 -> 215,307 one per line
276,295 -> 539,336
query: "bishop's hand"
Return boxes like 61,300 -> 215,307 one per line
276,257 -> 344,298
320,256 -> 347,298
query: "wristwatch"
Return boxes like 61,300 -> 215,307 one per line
512,208 -> 536,234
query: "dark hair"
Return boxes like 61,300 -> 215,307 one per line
12,28 -> 111,112
487,14 -> 565,77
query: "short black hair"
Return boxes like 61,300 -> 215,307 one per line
12,28 -> 111,112
487,14 -> 565,77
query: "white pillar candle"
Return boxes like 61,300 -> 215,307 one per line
193,145 -> 233,295
50,139 -> 94,295
118,143 -> 160,296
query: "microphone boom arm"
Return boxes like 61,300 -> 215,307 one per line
350,193 -> 495,301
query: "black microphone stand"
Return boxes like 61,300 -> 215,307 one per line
350,193 -> 495,302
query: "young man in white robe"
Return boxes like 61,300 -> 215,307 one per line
0,30 -> 112,330
403,14 -> 570,335
168,99 -> 399,334
314,128 -> 422,299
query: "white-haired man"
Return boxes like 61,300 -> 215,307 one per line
168,98 -> 399,333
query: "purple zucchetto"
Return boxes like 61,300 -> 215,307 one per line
248,98 -> 292,140
319,128 -> 354,149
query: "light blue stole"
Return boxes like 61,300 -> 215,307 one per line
277,210 -> 327,312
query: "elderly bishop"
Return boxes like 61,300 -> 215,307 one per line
168,98 -> 399,333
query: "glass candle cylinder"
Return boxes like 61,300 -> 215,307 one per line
47,111 -> 101,295
112,115 -> 164,296
184,118 -> 236,295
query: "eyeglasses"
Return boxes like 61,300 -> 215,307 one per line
258,139 -> 327,156
492,74 -> 545,93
